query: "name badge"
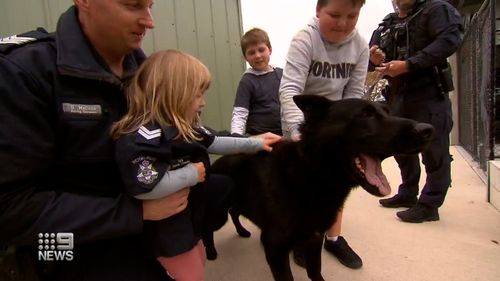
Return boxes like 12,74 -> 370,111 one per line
62,103 -> 102,116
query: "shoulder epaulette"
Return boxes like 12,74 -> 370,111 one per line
0,27 -> 52,54
382,13 -> 397,22
379,13 -> 397,27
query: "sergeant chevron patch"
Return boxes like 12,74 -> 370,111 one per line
138,126 -> 161,140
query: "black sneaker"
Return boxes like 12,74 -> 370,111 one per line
323,236 -> 362,269
396,204 -> 439,223
379,194 -> 417,208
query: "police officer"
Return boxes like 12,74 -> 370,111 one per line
369,0 -> 463,223
0,1 -> 192,280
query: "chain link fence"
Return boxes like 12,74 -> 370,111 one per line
456,0 -> 498,170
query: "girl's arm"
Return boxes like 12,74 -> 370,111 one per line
207,133 -> 282,155
134,164 -> 200,200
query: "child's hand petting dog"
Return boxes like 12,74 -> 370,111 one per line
252,132 -> 282,152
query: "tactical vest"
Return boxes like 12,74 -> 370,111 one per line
372,0 -> 457,94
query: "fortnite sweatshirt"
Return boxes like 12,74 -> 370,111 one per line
280,17 -> 369,138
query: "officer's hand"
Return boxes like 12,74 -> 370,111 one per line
375,60 -> 409,78
291,132 -> 301,142
192,162 -> 206,183
142,188 -> 190,221
369,45 -> 385,66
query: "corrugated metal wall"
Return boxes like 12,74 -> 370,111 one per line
0,0 -> 245,130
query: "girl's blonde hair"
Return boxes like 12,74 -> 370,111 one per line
111,49 -> 211,142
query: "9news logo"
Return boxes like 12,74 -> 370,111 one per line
37,232 -> 74,261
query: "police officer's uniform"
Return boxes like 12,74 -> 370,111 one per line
369,0 -> 463,209
116,124 -> 215,257
0,6 -> 169,281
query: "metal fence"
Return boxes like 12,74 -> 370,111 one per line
456,0 -> 498,170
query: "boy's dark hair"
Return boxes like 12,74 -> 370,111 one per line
316,0 -> 365,8
240,28 -> 271,56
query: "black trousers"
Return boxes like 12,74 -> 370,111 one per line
391,87 -> 453,208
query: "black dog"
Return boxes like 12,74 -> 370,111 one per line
206,95 -> 434,281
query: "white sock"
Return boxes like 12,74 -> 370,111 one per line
326,235 -> 339,242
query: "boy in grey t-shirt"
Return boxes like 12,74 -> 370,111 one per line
231,28 -> 283,136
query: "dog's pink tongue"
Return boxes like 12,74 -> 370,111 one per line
360,154 -> 391,196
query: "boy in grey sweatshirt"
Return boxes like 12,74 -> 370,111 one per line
280,1 -> 368,139
280,0 -> 368,270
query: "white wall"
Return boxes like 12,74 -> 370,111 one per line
240,0 -> 394,68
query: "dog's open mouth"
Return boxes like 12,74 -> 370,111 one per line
354,154 -> 391,196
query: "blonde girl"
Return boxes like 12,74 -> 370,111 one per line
112,49 -> 281,281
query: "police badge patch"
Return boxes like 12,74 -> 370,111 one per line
135,158 -> 159,185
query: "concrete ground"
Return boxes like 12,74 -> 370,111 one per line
205,146 -> 500,281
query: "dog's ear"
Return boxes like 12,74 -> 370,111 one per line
293,95 -> 331,119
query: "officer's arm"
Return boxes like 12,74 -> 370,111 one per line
368,16 -> 390,71
406,4 -> 463,71
0,56 -> 143,246
368,32 -> 381,71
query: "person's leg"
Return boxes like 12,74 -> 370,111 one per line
325,210 -> 342,237
379,154 -> 420,207
419,142 -> 452,207
380,93 -> 421,208
157,240 -> 206,281
323,210 -> 362,269
397,98 -> 453,222
418,99 -> 453,208
395,153 -> 421,198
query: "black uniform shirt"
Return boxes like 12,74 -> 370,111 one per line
115,123 -> 215,257
0,6 -> 174,281
116,123 -> 214,197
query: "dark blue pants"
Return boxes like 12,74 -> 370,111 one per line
391,88 -> 453,208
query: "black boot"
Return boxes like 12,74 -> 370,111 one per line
396,204 -> 439,223
323,236 -> 362,269
379,194 -> 417,208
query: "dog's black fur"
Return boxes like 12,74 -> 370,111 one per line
205,95 -> 434,281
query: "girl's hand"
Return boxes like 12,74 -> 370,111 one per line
192,162 -> 206,183
253,132 -> 283,152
